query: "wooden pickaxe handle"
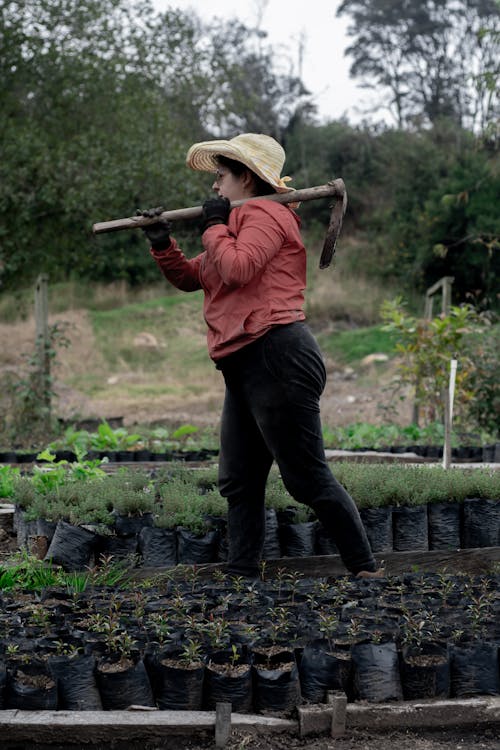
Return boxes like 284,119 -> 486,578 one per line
92,178 -> 347,269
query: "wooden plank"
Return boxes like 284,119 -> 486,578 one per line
215,702 -> 232,747
0,710 -> 296,744
299,697 -> 500,734
347,696 -> 500,730
132,546 -> 500,582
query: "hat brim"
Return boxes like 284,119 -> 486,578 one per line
186,140 -> 294,193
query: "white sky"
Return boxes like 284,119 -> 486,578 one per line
152,0 -> 377,124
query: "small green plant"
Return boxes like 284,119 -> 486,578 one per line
259,560 -> 267,582
266,606 -> 290,645
179,638 -> 204,666
90,421 -> 142,451
53,640 -> 82,657
0,465 -> 21,497
0,552 -> 62,591
318,610 -> 339,651
381,298 -> 491,428
65,571 -> 90,595
229,643 -> 240,669
400,610 -> 440,650
204,615 -> 230,650
147,613 -> 173,644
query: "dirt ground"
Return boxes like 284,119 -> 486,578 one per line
0,308 -> 412,431
5,726 -> 500,750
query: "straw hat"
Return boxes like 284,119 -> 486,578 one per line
186,133 -> 294,193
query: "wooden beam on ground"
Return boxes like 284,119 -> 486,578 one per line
0,709 -> 296,745
298,696 -> 500,736
132,546 -> 500,583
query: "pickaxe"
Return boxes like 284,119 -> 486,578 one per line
92,178 -> 347,269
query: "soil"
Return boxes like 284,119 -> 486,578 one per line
4,727 -> 500,750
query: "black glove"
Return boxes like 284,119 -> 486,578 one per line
201,197 -> 231,233
136,206 -> 172,251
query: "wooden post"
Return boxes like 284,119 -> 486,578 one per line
34,274 -> 51,428
327,691 -> 347,737
414,276 -> 455,427
215,702 -> 232,747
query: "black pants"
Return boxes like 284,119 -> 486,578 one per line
217,322 -> 377,577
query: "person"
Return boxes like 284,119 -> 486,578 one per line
139,133 -> 382,580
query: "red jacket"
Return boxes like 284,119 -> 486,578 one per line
151,199 -> 306,361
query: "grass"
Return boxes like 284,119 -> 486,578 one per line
317,324 -> 397,364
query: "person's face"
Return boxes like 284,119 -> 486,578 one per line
212,167 -> 254,202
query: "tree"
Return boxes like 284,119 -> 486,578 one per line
337,0 -> 499,130
0,0 -> 313,290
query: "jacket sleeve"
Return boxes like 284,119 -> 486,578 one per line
201,203 -> 288,287
150,238 -> 203,292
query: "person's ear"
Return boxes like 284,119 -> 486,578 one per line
242,169 -> 256,192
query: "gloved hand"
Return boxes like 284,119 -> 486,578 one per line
136,207 -> 172,251
201,196 -> 231,233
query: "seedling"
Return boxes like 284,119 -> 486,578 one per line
212,569 -> 227,585
53,640 -> 82,657
259,560 -> 267,582
229,644 -> 240,669
205,614 -> 230,650
318,609 -> 340,651
180,638 -> 204,666
266,606 -> 290,645
230,575 -> 245,594
147,613 -> 172,644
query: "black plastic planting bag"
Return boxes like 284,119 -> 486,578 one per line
96,657 -> 155,709
360,507 -> 393,552
155,653 -> 205,710
0,661 -> 5,709
351,642 -> 403,702
138,527 -> 177,567
6,662 -> 58,710
427,503 -> 461,550
462,498 -> 500,548
45,520 -> 96,571
392,505 -> 428,551
262,509 -> 281,560
113,512 -> 154,537
299,639 -> 351,702
177,527 -> 219,564
253,651 -> 300,715
450,642 -> 500,697
400,644 -> 450,700
204,650 -> 253,712
36,517 -> 58,544
49,654 -> 102,710
279,521 -> 317,557
95,533 -> 138,562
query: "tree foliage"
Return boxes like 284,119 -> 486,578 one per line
337,0 -> 500,129
284,119 -> 499,306
0,0 -> 311,289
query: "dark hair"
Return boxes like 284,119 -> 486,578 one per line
216,155 -> 274,196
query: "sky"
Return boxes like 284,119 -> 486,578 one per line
151,0 -> 375,124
